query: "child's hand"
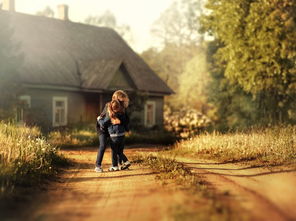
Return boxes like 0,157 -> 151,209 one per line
111,118 -> 121,124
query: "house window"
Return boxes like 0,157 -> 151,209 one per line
53,97 -> 68,127
17,95 -> 31,123
144,101 -> 156,127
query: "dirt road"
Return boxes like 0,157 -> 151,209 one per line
7,147 -> 296,221
177,157 -> 296,221
20,147 -> 187,221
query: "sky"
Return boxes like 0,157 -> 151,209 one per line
11,0 -> 173,52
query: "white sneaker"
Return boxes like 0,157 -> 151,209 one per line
121,161 -> 131,170
94,166 -> 103,172
108,166 -> 119,171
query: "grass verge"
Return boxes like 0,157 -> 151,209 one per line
170,126 -> 296,167
48,129 -> 177,148
132,153 -> 246,221
0,123 -> 69,199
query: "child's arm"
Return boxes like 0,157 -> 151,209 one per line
116,113 -> 130,132
99,103 -> 109,118
101,111 -> 112,128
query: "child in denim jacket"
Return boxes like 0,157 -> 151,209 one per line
95,90 -> 130,172
98,99 -> 130,171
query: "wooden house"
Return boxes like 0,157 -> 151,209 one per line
0,3 -> 173,130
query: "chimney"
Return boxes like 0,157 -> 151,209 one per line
57,4 -> 69,20
2,0 -> 15,12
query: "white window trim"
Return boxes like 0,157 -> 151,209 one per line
144,100 -> 156,127
17,95 -> 31,123
52,96 -> 68,127
19,95 -> 31,108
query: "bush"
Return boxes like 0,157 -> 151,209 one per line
164,105 -> 212,138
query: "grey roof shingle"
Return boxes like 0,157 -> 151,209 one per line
1,10 -> 173,94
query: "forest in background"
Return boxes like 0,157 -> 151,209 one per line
141,0 -> 296,132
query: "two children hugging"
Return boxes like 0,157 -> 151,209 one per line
95,90 -> 131,172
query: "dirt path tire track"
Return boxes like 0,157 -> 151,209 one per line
177,157 -> 296,221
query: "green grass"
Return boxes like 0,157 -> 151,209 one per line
0,122 -> 68,198
132,153 -> 246,221
48,128 -> 177,147
170,125 -> 296,166
48,129 -> 98,148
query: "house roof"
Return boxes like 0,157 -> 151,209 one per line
1,10 -> 173,95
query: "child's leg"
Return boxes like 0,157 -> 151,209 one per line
95,134 -> 108,167
118,136 -> 128,163
110,138 -> 119,167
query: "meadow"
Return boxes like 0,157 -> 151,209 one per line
169,125 -> 296,166
0,122 -> 67,198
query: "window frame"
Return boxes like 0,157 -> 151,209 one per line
17,95 -> 31,123
144,100 -> 156,127
52,96 -> 68,127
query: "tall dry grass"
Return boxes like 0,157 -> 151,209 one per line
173,126 -> 296,166
0,123 -> 67,197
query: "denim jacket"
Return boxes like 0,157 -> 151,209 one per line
98,112 -> 129,137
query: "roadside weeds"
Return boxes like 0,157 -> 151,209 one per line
132,153 -> 248,221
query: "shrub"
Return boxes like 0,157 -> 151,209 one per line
164,105 -> 211,138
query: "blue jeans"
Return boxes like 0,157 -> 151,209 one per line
95,134 -> 108,167
110,136 -> 128,167
118,138 -> 128,164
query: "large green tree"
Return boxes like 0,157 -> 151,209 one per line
201,0 -> 296,124
0,12 -> 22,120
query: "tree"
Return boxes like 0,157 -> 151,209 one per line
141,43 -> 200,108
36,6 -> 54,18
201,0 -> 296,124
177,47 -> 211,113
0,13 -> 23,120
84,11 -> 133,45
151,0 -> 205,47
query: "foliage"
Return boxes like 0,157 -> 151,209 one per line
36,6 -> 54,17
177,47 -> 212,112
164,105 -> 211,138
48,127 -> 98,148
0,123 -> 68,198
141,44 -> 201,108
84,10 -> 133,45
205,40 -> 262,130
144,0 -> 211,112
151,0 -> 205,46
172,125 -> 296,166
48,127 -> 176,147
0,12 -> 23,120
201,0 -> 296,124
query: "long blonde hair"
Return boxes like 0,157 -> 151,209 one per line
112,90 -> 129,108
